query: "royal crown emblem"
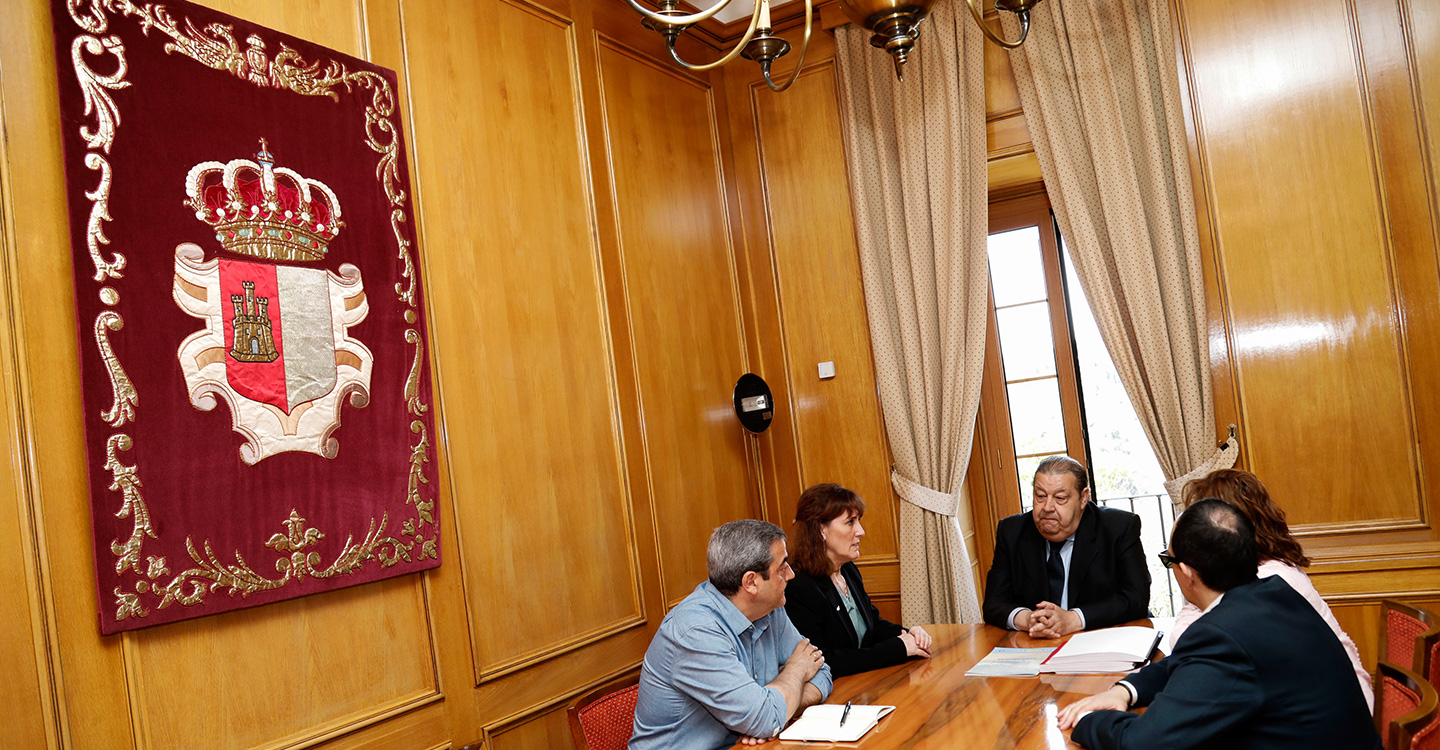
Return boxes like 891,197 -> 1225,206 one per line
183,139 -> 344,263
173,140 -> 372,464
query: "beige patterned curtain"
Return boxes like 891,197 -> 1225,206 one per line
1001,0 -> 1234,509
834,0 -> 987,625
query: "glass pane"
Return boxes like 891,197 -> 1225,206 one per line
1007,378 -> 1066,457
996,302 -> 1057,381
1017,453 -> 1063,512
988,227 -> 1047,307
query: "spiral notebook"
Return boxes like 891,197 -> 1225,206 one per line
778,703 -> 895,742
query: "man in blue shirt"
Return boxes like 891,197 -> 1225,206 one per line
630,519 -> 833,749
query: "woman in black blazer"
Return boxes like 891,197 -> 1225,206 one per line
784,483 -> 933,678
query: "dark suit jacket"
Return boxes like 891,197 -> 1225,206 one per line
783,563 -> 907,678
982,504 -> 1149,630
1073,576 -> 1382,750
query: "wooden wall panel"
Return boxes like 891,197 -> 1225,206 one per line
0,216 -> 52,749
1176,0 -> 1440,671
0,0 -> 458,748
1416,0 -> 1440,218
200,0 -> 370,57
398,0 -> 644,681
596,41 -> 753,606
128,577 -> 437,750
720,34 -> 908,590
1179,0 -> 1420,528
744,62 -> 898,558
487,707 -> 571,750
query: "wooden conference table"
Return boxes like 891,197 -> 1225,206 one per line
732,620 -> 1158,750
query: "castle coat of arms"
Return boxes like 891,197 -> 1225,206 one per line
172,141 -> 373,464
52,0 -> 438,634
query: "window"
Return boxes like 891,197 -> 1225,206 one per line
978,195 -> 1181,617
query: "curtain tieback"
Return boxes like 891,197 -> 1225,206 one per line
891,471 -> 959,517
1163,433 -> 1241,507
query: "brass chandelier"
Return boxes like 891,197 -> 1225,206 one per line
626,0 -> 1045,85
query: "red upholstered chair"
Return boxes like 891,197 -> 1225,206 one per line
1383,600 -> 1440,677
567,672 -> 641,750
1417,606 -> 1440,691
1375,660 -> 1438,750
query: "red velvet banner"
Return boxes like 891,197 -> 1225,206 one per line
49,0 -> 440,633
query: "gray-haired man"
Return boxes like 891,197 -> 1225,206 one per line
630,519 -> 833,749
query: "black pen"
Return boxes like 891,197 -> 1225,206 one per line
839,701 -> 852,727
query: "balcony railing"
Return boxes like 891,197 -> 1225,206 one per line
1096,493 -> 1181,617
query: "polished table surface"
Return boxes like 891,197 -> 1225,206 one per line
733,621 -> 1157,749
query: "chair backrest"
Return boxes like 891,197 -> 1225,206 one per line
567,672 -> 641,750
1383,600 -> 1440,676
1418,606 -> 1440,690
1376,660 -> 1438,750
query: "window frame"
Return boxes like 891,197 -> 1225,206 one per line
979,192 -> 1088,521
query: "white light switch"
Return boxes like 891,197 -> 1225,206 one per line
817,361 -> 836,379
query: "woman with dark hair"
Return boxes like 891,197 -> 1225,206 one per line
783,483 -> 932,678
1168,469 -> 1373,710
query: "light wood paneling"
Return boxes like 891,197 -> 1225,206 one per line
984,40 -> 1022,115
6,0 -> 141,744
399,0 -> 644,679
597,40 -> 753,606
195,0 -> 370,59
0,217 -> 51,750
0,9 -> 55,748
988,153 -> 1042,198
488,706 -> 571,750
128,576 -> 436,750
746,62 -> 898,557
1416,0 -> 1440,226
1179,0 -> 1420,528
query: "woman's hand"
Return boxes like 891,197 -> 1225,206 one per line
899,629 -> 931,658
908,626 -> 933,652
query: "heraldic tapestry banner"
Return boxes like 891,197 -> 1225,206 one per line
50,0 -> 440,633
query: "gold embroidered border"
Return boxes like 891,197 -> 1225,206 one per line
64,0 -> 436,623
95,310 -> 137,426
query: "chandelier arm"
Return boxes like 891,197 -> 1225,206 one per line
624,0 -> 739,27
761,0 -> 813,92
963,0 -> 1030,49
667,7 -> 764,71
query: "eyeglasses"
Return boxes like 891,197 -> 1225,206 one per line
1156,551 -> 1182,569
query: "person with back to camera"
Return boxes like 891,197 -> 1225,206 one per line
982,455 -> 1150,638
1165,468 -> 1373,710
782,483 -> 934,678
1058,498 -> 1381,750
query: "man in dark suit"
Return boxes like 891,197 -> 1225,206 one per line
982,456 -> 1150,638
1058,498 -> 1382,750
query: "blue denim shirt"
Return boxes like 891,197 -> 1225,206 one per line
630,581 -> 834,749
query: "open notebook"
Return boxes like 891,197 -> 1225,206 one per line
778,704 -> 895,742
1039,626 -> 1164,674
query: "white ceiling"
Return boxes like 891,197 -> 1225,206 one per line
712,0 -> 799,25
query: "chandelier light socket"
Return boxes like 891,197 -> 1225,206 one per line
641,0 -> 691,41
837,0 -> 938,80
740,31 -> 792,66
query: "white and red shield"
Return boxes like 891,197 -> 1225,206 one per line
172,244 -> 373,464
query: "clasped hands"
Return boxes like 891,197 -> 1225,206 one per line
1015,601 -> 1083,639
900,625 -> 933,658
738,639 -> 826,746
